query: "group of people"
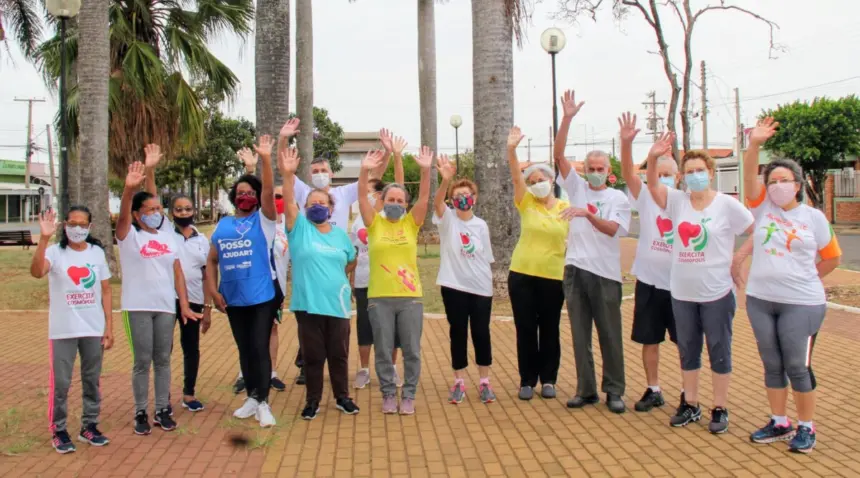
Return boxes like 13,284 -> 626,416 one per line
33,90 -> 839,456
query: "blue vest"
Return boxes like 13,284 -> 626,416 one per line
212,211 -> 275,307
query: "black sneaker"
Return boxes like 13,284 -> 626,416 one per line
566,395 -> 599,409
669,402 -> 702,427
233,377 -> 246,394
271,376 -> 287,391
153,408 -> 177,432
788,424 -> 816,453
166,403 -> 174,417
301,400 -> 320,420
78,423 -> 110,446
709,407 -> 730,434
133,410 -> 151,435
51,430 -> 76,454
181,399 -> 205,412
750,419 -> 795,444
606,394 -> 626,414
634,389 -> 665,412
336,397 -> 360,415
295,368 -> 306,385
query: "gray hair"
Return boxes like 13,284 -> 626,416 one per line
656,156 -> 678,174
523,163 -> 553,182
381,183 -> 412,203
585,150 -> 611,170
763,158 -> 805,203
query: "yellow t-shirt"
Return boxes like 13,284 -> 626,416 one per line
367,211 -> 423,298
510,192 -> 570,280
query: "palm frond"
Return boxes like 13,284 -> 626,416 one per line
3,0 -> 45,57
166,72 -> 206,148
121,40 -> 165,97
195,0 -> 254,38
32,26 -> 78,89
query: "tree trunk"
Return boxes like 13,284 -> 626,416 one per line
67,17 -> 81,205
417,0 -> 438,232
472,0 -> 517,297
76,0 -> 114,272
295,0 -> 314,181
679,27 -> 694,153
807,171 -> 827,213
255,0 -> 291,182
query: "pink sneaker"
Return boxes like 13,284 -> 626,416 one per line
399,398 -> 415,415
382,395 -> 398,414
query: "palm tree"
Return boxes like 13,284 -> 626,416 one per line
76,0 -> 113,268
416,0 -> 437,229
34,0 -> 254,176
0,0 -> 44,60
471,0 -> 528,295
295,0 -> 312,179
255,0 -> 290,180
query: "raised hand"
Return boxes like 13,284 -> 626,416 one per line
561,89 -> 585,118
278,147 -> 300,175
749,117 -> 779,146
144,144 -> 163,169
38,208 -> 57,238
559,206 -> 592,221
648,131 -> 675,159
507,126 -> 525,150
414,145 -> 434,169
379,128 -> 394,151
393,135 -> 408,155
280,118 -> 301,138
437,154 -> 456,180
236,147 -> 258,171
618,112 -> 640,143
125,161 -> 146,189
254,135 -> 274,161
361,149 -> 386,171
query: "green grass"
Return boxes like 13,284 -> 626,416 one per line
0,407 -> 40,456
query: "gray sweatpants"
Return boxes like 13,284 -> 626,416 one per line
49,337 -> 103,432
563,265 -> 626,397
368,298 -> 423,399
123,311 -> 174,412
746,296 -> 826,393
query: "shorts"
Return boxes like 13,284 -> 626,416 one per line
631,280 -> 677,345
672,291 -> 736,374
355,288 -> 400,348
272,278 -> 285,324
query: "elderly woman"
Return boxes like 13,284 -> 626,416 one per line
506,126 -> 570,401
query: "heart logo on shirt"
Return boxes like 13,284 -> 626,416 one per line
656,215 -> 674,244
357,228 -> 368,245
67,265 -> 96,289
460,233 -> 476,254
587,203 -> 598,215
678,218 -> 711,251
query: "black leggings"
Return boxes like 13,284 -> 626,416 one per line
175,301 -> 204,396
441,287 -> 493,370
508,270 -> 564,388
227,298 -> 278,403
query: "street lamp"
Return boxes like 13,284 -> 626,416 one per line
450,114 -> 462,173
541,27 -> 566,196
46,0 -> 81,214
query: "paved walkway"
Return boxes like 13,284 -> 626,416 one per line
2,241 -> 860,477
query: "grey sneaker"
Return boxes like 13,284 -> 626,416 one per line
400,398 -> 415,415
479,383 -> 497,404
518,386 -> 534,401
709,407 -> 730,434
448,381 -> 466,404
382,395 -> 398,414
393,370 -> 402,388
541,384 -> 556,399
353,369 -> 371,389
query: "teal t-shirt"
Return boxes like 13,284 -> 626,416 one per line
287,214 -> 356,318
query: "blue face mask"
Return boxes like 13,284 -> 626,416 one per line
383,204 -> 406,221
141,211 -> 163,229
684,171 -> 711,192
306,204 -> 331,224
659,176 -> 676,189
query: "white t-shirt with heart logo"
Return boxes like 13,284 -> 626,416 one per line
118,225 -> 179,314
349,214 -> 371,289
433,207 -> 495,297
628,186 -> 673,291
666,189 -> 753,302
46,244 -> 111,339
293,178 -> 359,232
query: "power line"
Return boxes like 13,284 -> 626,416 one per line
709,75 -> 860,109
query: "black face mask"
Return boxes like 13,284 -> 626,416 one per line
174,216 -> 194,227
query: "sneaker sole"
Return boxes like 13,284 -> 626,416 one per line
271,385 -> 286,392
233,410 -> 257,419
448,396 -> 464,405
670,414 -> 702,427
789,443 -> 815,454
481,398 -> 496,404
153,422 -> 176,432
399,410 -> 415,415
53,446 -> 76,454
336,404 -> 360,415
634,401 -> 665,412
382,408 -> 398,414
181,403 -> 205,412
751,432 -> 796,444
302,408 -> 320,421
709,425 -> 729,434
77,435 -> 110,446
133,428 -> 152,436
354,381 -> 369,389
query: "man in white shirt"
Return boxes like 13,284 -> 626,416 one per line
553,89 -> 632,414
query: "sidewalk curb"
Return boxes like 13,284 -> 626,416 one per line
826,302 -> 860,314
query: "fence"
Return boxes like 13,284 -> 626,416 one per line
833,170 -> 859,198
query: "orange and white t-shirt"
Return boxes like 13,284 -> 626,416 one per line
746,191 -> 841,305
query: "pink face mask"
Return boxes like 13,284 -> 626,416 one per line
767,182 -> 797,207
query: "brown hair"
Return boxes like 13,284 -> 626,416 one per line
448,178 -> 478,196
681,150 -> 716,173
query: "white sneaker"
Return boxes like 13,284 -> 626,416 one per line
256,402 -> 276,428
233,397 -> 259,419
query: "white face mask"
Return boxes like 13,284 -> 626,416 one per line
528,181 -> 552,199
65,225 -> 90,244
311,173 -> 330,189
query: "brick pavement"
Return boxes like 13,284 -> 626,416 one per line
1,239 -> 860,477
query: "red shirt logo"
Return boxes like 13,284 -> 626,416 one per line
140,240 -> 172,258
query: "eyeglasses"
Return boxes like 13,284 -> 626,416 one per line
173,207 -> 194,213
766,178 -> 798,186
237,191 -> 257,198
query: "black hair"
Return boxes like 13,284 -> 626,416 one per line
171,194 -> 193,210
60,205 -> 105,250
368,179 -> 386,194
763,158 -> 805,203
131,191 -> 158,230
381,183 -> 412,203
228,174 -> 263,208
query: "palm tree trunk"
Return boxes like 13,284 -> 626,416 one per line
295,0 -> 313,180
255,0 -> 291,181
417,0 -> 438,236
76,0 -> 114,271
472,0 -> 517,297
67,17 -> 81,205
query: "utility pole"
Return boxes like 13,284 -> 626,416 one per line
642,91 -> 666,142
14,97 -> 46,188
612,137 -> 616,157
734,87 -> 743,204
701,61 -> 708,150
46,125 -> 58,197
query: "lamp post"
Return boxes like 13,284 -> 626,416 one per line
46,0 -> 81,214
541,27 -> 566,196
449,114 -> 462,173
